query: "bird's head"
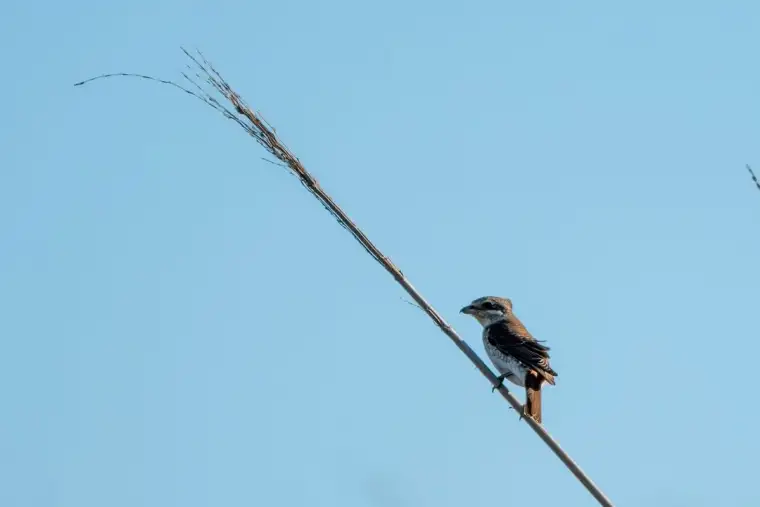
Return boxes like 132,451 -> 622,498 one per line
460,296 -> 513,327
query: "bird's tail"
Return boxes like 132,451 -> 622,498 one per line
525,373 -> 543,424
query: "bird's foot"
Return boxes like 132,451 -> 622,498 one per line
491,374 -> 507,392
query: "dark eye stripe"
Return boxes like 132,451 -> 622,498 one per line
481,302 -> 497,310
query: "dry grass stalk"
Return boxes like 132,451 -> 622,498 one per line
75,48 -> 614,507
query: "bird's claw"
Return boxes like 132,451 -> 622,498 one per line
491,374 -> 506,392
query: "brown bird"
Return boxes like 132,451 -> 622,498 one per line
461,296 -> 557,423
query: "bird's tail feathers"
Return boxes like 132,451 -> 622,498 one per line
525,374 -> 543,424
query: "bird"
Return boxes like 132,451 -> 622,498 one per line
460,296 -> 557,423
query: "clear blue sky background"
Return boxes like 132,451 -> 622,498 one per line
2,1 -> 759,506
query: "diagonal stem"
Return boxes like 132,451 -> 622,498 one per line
290,169 -> 615,507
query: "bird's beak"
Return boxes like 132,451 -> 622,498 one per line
460,305 -> 476,315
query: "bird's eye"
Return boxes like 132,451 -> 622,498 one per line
481,302 -> 497,310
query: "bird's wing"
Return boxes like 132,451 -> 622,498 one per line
486,320 -> 558,384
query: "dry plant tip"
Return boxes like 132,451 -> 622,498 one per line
746,164 -> 760,192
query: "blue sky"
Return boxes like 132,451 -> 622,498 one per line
2,0 -> 759,505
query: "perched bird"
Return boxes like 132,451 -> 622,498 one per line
461,296 -> 557,423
